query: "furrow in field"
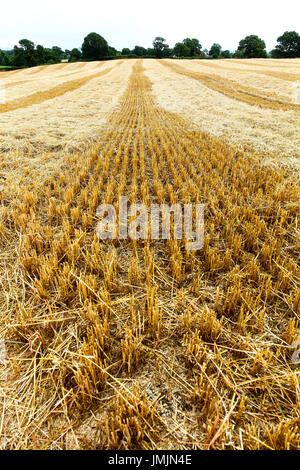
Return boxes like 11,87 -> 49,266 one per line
174,59 -> 299,103
161,60 -> 300,111
0,60 -> 134,152
0,62 -> 120,113
144,59 -> 300,161
192,59 -> 300,82
4,62 -> 110,92
259,70 -> 300,81
226,58 -> 300,68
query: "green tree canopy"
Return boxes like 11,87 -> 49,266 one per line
271,31 -> 300,58
64,49 -> 71,59
52,46 -> 64,59
36,45 -> 45,64
14,39 -> 37,66
12,39 -> 61,67
234,49 -> 245,58
238,35 -> 267,58
121,48 -> 131,56
153,37 -> 169,58
220,50 -> 231,58
82,33 -> 109,60
0,50 -> 10,66
183,38 -> 202,56
132,45 -> 148,56
108,46 -> 118,56
44,48 -> 60,63
173,42 -> 190,57
69,48 -> 82,62
209,43 -> 222,58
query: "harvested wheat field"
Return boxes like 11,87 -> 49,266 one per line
0,58 -> 299,450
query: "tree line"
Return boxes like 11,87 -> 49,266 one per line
1,30 -> 300,68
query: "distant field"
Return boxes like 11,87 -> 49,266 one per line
0,59 -> 299,450
1,58 -> 299,163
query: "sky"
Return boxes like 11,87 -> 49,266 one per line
1,0 -> 300,52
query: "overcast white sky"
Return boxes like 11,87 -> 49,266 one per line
1,0 -> 300,52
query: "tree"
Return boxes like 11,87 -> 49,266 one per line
52,46 -> 63,60
82,33 -> 109,60
63,50 -> 71,60
12,40 -> 61,66
108,46 -> 118,56
122,48 -> 130,55
36,45 -> 46,64
69,48 -> 82,62
234,49 -> 245,58
209,43 -> 222,58
14,39 -> 37,66
238,35 -> 267,58
220,50 -> 231,58
164,47 -> 173,58
0,50 -> 10,66
153,37 -> 169,58
271,31 -> 300,58
173,42 -> 190,57
42,48 -> 59,64
132,45 -> 148,56
183,38 -> 202,57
